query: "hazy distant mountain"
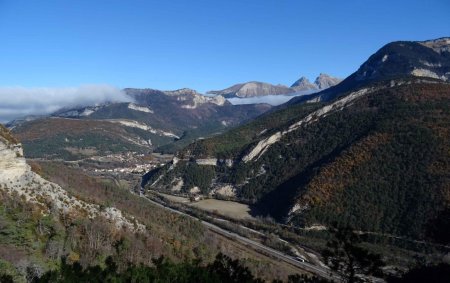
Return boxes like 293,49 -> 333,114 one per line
209,74 -> 341,99
207,81 -> 295,98
291,73 -> 342,91
314,73 -> 342,89
290,76 -> 317,91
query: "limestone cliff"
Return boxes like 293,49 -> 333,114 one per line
0,124 -> 143,231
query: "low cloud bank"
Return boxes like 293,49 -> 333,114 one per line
227,90 -> 317,106
0,85 -> 132,123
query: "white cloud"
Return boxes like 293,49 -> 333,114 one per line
227,90 -> 317,106
0,85 -> 132,123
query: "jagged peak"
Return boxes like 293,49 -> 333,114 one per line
292,74 -> 341,91
314,73 -> 342,89
291,76 -> 313,87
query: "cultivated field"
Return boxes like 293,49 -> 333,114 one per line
158,192 -> 253,220
189,199 -> 253,220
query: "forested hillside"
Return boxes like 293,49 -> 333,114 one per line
0,126 -> 298,282
145,38 -> 450,242
146,80 -> 449,242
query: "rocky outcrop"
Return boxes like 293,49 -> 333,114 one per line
211,184 -> 237,197
108,119 -> 179,139
163,88 -> 200,97
0,127 -> 144,231
195,158 -> 218,166
181,93 -> 226,109
128,103 -> 153,113
419,37 -> 450,54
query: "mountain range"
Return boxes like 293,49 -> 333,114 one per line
144,37 -> 450,242
206,74 -> 341,98
10,88 -> 271,159
1,36 -> 450,282
9,74 -> 339,160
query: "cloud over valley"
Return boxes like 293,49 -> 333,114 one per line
0,85 -> 132,123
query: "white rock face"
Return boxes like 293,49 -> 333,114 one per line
171,178 -> 184,192
411,68 -> 448,81
128,103 -> 154,113
242,132 -> 282,162
419,37 -> 450,54
164,88 -> 199,96
306,96 -> 321,103
212,184 -> 236,197
195,158 -> 217,166
160,88 -> 226,109
0,142 -> 27,183
303,224 -> 327,231
108,119 -> 180,139
190,186 -> 201,194
56,105 -> 103,118
242,87 -> 373,162
420,60 -> 442,68
80,109 -> 95,116
181,94 -> 226,109
0,139 -> 144,231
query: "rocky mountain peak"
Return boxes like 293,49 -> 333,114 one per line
292,76 -> 312,86
350,38 -> 450,83
291,76 -> 318,91
314,73 -> 342,89
291,74 -> 342,92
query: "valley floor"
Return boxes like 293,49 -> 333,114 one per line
158,192 -> 254,220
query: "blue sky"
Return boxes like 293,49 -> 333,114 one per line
0,0 -> 449,92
